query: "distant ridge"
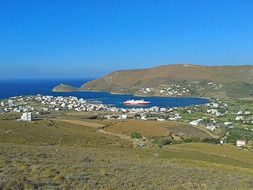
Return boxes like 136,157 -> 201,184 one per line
80,64 -> 253,99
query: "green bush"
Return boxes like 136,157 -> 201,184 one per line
131,132 -> 142,139
152,138 -> 172,147
226,128 -> 253,143
183,137 -> 201,143
184,138 -> 194,143
202,138 -> 220,144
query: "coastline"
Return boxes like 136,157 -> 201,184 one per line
55,88 -> 211,101
51,88 -> 211,108
0,80 -> 210,108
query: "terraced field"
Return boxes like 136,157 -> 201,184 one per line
101,120 -> 213,140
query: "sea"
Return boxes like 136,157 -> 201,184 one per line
0,79 -> 209,108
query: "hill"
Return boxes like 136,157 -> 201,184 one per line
80,64 -> 253,99
52,83 -> 78,92
1,114 -> 253,189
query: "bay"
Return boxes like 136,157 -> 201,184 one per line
0,79 -> 209,108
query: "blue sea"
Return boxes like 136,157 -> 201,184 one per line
0,79 -> 209,108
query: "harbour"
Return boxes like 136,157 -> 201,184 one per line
0,79 -> 209,109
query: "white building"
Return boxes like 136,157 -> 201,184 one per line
206,125 -> 216,131
141,116 -> 147,120
224,122 -> 233,126
160,108 -> 166,112
187,110 -> 192,114
190,119 -> 203,126
235,116 -> 244,121
18,112 -> 33,122
245,111 -> 251,115
118,115 -> 128,120
237,110 -> 243,115
104,115 -> 112,120
236,140 -> 246,148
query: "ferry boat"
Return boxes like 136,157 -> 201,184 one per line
123,99 -> 150,106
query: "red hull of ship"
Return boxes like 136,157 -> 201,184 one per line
124,102 -> 150,106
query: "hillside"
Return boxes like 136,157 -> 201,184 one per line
1,114 -> 253,189
52,83 -> 78,92
81,64 -> 253,99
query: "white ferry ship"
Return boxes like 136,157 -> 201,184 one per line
123,99 -> 150,106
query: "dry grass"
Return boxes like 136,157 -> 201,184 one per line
104,120 -> 169,138
54,119 -> 106,129
0,119 -> 131,147
101,120 -> 212,139
170,143 -> 253,166
1,143 -> 253,190
1,118 -> 253,189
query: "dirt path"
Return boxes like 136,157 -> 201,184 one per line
53,119 -> 106,129
54,118 -> 132,140
97,129 -> 132,140
55,118 -> 150,147
196,125 -> 219,139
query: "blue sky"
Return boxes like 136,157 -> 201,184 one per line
0,0 -> 253,79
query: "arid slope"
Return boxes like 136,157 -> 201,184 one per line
81,64 -> 253,99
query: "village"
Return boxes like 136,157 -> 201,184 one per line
136,81 -> 223,97
0,94 -> 253,148
137,84 -> 191,97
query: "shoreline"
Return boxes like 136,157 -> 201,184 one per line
53,88 -> 211,101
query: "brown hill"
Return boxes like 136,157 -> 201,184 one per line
81,64 -> 253,99
52,84 -> 78,92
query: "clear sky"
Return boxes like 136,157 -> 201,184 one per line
1,0 -> 253,79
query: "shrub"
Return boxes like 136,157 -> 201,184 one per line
183,137 -> 201,143
226,128 -> 253,143
202,138 -> 220,144
184,138 -> 194,143
152,138 -> 172,147
131,132 -> 142,139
